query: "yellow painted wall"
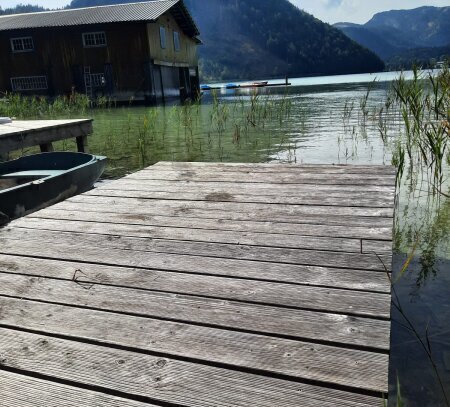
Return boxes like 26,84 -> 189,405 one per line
146,12 -> 198,67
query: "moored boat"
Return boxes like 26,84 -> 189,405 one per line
0,152 -> 106,224
240,81 -> 269,88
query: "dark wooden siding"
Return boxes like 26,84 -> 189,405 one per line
0,11 -> 199,101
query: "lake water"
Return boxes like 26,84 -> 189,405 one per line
19,70 -> 450,405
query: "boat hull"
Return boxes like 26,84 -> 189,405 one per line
0,152 -> 106,223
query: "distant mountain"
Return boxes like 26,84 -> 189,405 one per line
334,6 -> 450,68
191,0 -> 386,80
68,0 -> 385,80
387,44 -> 450,70
366,6 -> 450,48
333,23 -> 401,59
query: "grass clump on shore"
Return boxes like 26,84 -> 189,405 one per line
0,92 -> 91,118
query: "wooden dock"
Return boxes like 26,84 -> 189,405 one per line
0,162 -> 396,406
0,119 -> 92,158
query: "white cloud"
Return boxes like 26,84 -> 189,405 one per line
290,0 -> 450,24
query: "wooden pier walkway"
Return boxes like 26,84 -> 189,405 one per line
0,162 -> 396,406
0,119 -> 92,158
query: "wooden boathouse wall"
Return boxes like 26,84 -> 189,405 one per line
0,4 -> 200,104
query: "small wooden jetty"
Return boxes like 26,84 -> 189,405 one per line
0,119 -> 92,158
0,162 -> 396,406
203,82 -> 291,91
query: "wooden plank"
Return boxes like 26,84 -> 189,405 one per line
39,142 -> 54,152
0,119 -> 92,154
0,274 -> 390,348
127,169 -> 395,186
95,177 -> 396,194
76,135 -> 89,153
0,119 -> 90,134
0,298 -> 388,391
0,253 -> 390,312
64,195 -> 394,218
363,240 -> 394,255
0,370 -> 154,407
8,218 -> 372,253
30,201 -> 395,228
27,207 -> 394,240
152,161 -> 397,175
86,187 -> 394,208
0,329 -> 384,406
0,230 -> 392,272
0,266 -> 390,318
147,162 -> 397,178
0,252 -> 390,293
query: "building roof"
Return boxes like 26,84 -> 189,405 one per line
0,0 -> 200,37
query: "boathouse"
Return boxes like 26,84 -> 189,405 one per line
0,0 -> 201,104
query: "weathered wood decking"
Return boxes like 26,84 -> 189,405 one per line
0,162 -> 396,406
0,119 -> 92,156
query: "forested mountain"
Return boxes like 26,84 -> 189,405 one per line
333,23 -> 401,60
0,4 -> 46,15
69,0 -> 384,79
335,6 -> 450,69
181,0 -> 384,80
366,6 -> 450,48
2,0 -> 385,80
387,45 -> 450,70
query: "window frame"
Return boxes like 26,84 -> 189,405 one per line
82,31 -> 107,48
173,31 -> 180,52
89,73 -> 106,87
10,36 -> 34,53
10,75 -> 48,91
159,26 -> 167,49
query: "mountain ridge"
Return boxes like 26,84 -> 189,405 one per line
334,6 -> 450,67
183,0 -> 385,80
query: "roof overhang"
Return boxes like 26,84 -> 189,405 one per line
0,0 -> 201,39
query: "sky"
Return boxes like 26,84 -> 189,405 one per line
289,0 -> 450,24
0,0 -> 449,24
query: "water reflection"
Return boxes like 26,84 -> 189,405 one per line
390,254 -> 450,406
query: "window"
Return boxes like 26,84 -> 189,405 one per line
82,32 -> 107,48
89,73 -> 106,87
173,31 -> 180,52
160,26 -> 166,49
10,76 -> 48,91
10,37 -> 34,52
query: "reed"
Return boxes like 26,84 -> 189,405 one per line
0,92 -> 90,118
388,66 -> 449,192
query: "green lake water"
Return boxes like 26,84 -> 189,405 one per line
11,70 -> 450,406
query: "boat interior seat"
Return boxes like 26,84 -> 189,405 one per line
0,170 -> 62,179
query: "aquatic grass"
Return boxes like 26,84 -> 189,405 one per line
0,92 -> 90,118
388,66 -> 450,192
